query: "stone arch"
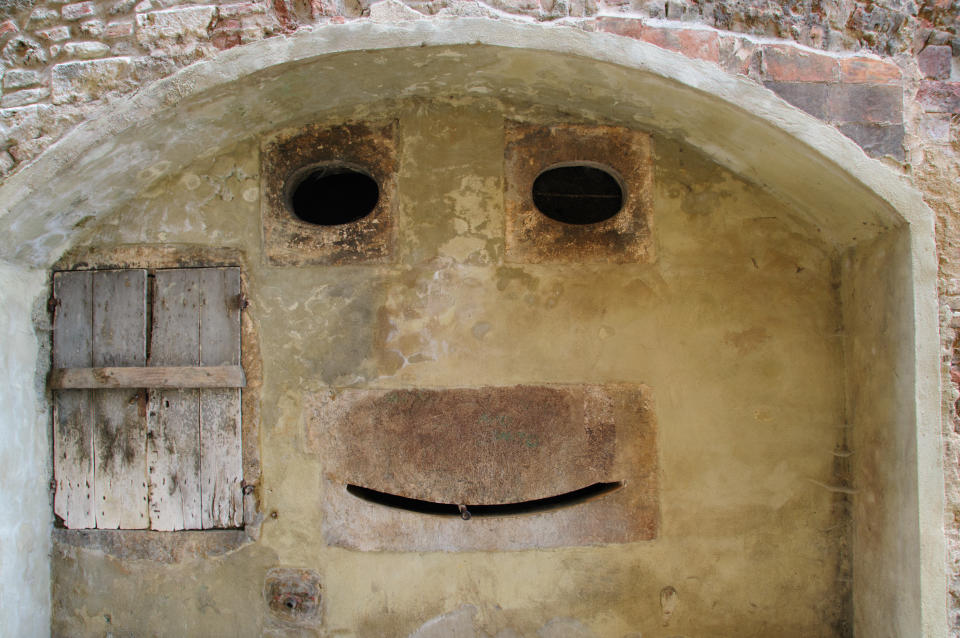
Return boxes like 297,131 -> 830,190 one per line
0,18 -> 944,636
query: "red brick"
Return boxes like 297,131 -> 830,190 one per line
762,45 -> 839,83
596,18 -> 719,63
917,80 -> 960,114
840,57 -> 902,84
917,45 -> 952,80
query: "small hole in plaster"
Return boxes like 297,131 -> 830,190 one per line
287,164 -> 379,226
532,163 -> 624,225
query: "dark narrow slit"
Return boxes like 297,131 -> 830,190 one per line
346,481 -> 624,518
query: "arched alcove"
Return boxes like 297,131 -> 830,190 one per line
0,19 -> 944,636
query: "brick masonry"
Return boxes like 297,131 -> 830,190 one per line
1,0 -> 960,632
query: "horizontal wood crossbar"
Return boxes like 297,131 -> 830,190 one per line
50,366 -> 246,389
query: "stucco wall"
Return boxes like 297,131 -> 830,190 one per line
0,262 -> 49,638
47,100 -> 855,636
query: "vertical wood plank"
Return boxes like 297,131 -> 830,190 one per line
148,270 -> 202,531
92,270 -> 148,529
199,268 -> 243,528
52,271 -> 95,529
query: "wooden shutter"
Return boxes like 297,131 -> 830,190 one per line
148,268 -> 243,530
52,267 -> 243,531
53,270 -> 149,529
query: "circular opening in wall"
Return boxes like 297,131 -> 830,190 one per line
287,164 -> 380,226
532,163 -> 624,225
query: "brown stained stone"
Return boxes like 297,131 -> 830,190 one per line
306,384 -> 658,550
260,121 -> 397,265
504,123 -> 654,264
264,568 -> 323,627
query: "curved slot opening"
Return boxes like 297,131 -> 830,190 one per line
346,481 -> 624,519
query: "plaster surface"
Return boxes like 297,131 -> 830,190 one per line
0,261 -> 50,638
51,99 -> 853,637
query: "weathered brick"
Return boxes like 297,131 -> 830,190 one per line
840,57 -> 902,84
50,56 -> 133,104
104,20 -> 133,38
828,84 -> 902,124
596,18 -> 719,62
917,80 -> 960,113
61,1 -> 97,21
63,41 -> 110,59
36,26 -> 71,42
210,18 -> 241,50
762,45 -> 839,82
764,81 -> 829,119
918,45 -> 952,80
3,69 -> 42,90
135,6 -> 217,43
0,87 -> 49,108
838,122 -> 904,160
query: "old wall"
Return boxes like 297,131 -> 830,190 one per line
0,262 -> 49,638
49,99 -> 852,636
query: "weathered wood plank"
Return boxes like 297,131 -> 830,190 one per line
51,365 -> 246,389
92,270 -> 148,529
199,268 -> 243,528
148,269 -> 201,531
52,271 -> 95,529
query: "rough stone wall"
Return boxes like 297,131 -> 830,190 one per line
2,0 -> 960,632
0,0 -> 955,173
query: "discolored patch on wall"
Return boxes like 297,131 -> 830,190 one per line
264,567 -> 323,628
260,121 -> 398,265
305,384 -> 659,551
504,122 -> 654,264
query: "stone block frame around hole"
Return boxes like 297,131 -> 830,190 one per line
260,121 -> 398,266
504,122 -> 654,264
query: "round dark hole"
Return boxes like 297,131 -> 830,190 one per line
289,165 -> 379,226
532,164 -> 624,225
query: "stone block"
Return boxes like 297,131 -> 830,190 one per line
917,80 -> 960,114
838,123 -> 905,160
840,57 -> 901,83
63,41 -> 111,59
764,81 -> 828,119
79,19 -> 105,37
218,2 -> 264,18
918,45 -> 952,80
3,69 -> 42,90
36,26 -> 71,42
368,0 -> 423,22
135,6 -> 217,43
104,20 -> 134,38
762,45 -> 839,82
827,84 -> 902,124
61,1 -> 97,21
50,56 -> 133,104
27,8 -> 60,27
0,87 -> 50,108
0,20 -> 18,41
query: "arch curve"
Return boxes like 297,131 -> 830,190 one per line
0,17 -> 932,266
